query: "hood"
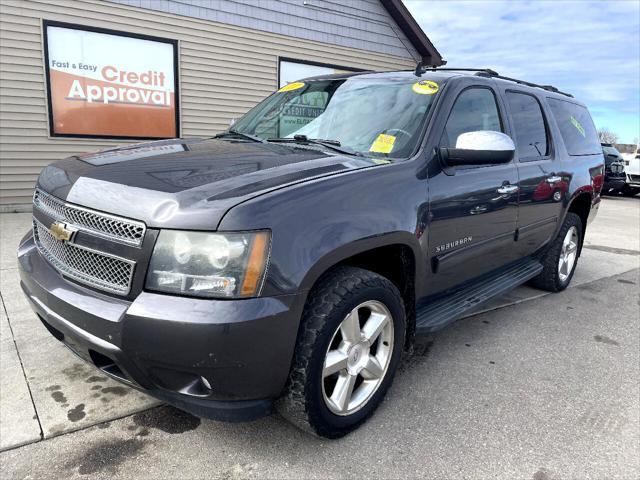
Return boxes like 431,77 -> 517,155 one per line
37,137 -> 381,230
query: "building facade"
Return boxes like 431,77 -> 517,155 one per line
0,0 -> 442,209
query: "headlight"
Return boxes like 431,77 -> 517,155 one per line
146,230 -> 270,298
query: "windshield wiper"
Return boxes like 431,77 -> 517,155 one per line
213,129 -> 266,143
267,135 -> 362,156
294,134 -> 341,146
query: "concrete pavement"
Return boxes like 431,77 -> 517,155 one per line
0,196 -> 638,478
0,213 -> 159,450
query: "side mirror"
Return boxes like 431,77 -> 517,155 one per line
439,131 -> 515,166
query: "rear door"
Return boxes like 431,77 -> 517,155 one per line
501,89 -> 565,256
427,82 -> 520,293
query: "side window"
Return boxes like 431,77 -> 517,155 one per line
547,98 -> 600,156
441,87 -> 502,147
506,91 -> 549,160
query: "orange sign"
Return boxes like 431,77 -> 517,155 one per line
45,22 -> 179,139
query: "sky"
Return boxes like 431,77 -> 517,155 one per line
405,0 -> 640,144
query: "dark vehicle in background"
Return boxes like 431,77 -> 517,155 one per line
18,67 -> 603,438
601,143 -> 627,194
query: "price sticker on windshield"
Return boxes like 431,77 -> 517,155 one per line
412,80 -> 439,95
369,134 -> 396,154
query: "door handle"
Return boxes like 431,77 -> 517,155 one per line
496,185 -> 519,194
470,205 -> 488,215
547,175 -> 562,184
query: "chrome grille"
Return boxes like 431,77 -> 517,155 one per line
610,163 -> 624,174
33,189 -> 146,247
33,219 -> 135,295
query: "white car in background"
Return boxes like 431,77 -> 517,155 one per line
621,148 -> 640,196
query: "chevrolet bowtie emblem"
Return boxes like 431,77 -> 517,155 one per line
50,222 -> 73,242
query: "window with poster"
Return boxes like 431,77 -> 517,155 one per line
42,20 -> 179,140
276,58 -> 361,138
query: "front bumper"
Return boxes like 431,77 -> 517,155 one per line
603,176 -> 626,191
626,174 -> 640,188
18,232 -> 304,422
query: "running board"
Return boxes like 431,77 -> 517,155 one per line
415,258 -> 543,334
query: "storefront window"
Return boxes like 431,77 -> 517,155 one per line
43,21 -> 179,140
279,59 -> 358,88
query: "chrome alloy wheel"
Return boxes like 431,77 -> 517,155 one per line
558,226 -> 579,283
321,300 -> 394,416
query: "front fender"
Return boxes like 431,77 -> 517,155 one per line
297,231 -> 423,293
218,161 -> 429,297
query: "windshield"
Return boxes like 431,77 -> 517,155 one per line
231,77 -> 439,158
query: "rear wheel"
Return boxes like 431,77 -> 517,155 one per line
531,212 -> 582,292
276,266 -> 405,438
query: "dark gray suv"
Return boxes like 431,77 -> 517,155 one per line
18,67 -> 603,437
601,143 -> 626,194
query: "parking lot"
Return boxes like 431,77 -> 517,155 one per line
1,196 -> 638,479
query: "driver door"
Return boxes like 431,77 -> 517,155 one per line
427,85 -> 520,294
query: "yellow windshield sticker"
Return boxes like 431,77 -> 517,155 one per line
369,134 -> 396,154
412,80 -> 439,95
570,116 -> 586,137
278,82 -> 305,93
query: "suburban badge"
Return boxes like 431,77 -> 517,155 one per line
435,236 -> 473,254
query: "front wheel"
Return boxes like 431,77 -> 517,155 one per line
531,212 -> 582,292
276,266 -> 405,438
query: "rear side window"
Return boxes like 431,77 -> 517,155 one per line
441,87 -> 502,148
547,98 -> 600,156
506,91 -> 548,160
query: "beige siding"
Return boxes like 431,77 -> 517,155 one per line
0,0 -> 414,207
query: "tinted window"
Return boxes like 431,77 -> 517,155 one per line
506,92 -> 548,159
441,88 -> 502,147
548,98 -> 600,156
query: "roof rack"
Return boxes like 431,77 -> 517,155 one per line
414,63 -> 573,98
414,62 -> 496,76
483,73 -> 574,98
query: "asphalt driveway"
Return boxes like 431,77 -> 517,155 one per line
1,196 -> 638,479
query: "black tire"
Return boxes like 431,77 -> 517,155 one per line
276,266 -> 406,438
531,212 -> 582,292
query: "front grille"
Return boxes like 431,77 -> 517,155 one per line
33,218 -> 135,295
33,189 -> 145,247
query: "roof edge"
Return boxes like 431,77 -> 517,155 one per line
380,0 -> 444,66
